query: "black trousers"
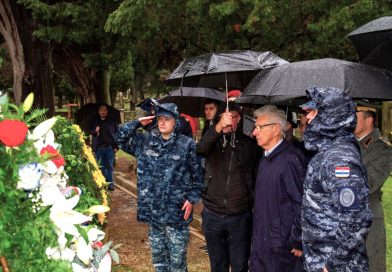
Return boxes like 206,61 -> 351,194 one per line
202,208 -> 252,272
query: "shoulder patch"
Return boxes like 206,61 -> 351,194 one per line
339,187 -> 359,210
335,166 -> 350,178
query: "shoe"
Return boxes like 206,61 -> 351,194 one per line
108,184 -> 115,191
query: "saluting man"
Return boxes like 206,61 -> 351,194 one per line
301,87 -> 372,272
116,103 -> 204,272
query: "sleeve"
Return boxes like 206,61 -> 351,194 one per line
283,153 -> 306,250
185,141 -> 204,204
366,144 -> 392,194
196,125 -> 221,156
115,120 -> 145,157
90,117 -> 98,136
324,154 -> 372,271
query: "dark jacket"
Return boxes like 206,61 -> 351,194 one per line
90,116 -> 118,151
197,125 -> 261,215
251,140 -> 306,272
301,87 -> 372,272
116,120 -> 204,226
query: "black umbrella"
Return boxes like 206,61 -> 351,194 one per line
236,58 -> 392,106
75,103 -> 121,136
165,50 -> 288,89
347,16 -> 392,71
158,87 -> 226,117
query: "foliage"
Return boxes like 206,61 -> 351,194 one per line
383,177 -> 392,271
0,93 -> 117,271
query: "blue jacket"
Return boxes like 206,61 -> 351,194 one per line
302,87 -> 372,272
116,120 -> 204,226
251,140 -> 306,272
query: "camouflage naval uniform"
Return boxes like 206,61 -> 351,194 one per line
301,87 -> 372,272
116,103 -> 204,272
358,128 -> 392,272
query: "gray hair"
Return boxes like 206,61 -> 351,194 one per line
254,105 -> 288,136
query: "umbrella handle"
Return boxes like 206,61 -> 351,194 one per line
180,70 -> 190,97
225,72 -> 229,112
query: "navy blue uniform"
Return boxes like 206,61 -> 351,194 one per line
301,87 -> 372,272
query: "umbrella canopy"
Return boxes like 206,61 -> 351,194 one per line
165,50 -> 288,89
348,16 -> 392,71
75,103 -> 121,136
158,87 -> 226,117
236,58 -> 392,106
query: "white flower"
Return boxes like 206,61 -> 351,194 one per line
75,236 -> 93,265
17,163 -> 43,190
30,117 -> 57,140
46,247 -> 61,260
87,228 -> 105,242
50,195 -> 91,237
71,262 -> 90,272
98,253 -> 112,272
61,247 -> 76,262
40,183 -> 64,206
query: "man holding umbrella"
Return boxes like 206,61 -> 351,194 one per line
197,101 -> 261,272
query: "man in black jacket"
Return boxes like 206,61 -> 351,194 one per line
197,102 -> 261,272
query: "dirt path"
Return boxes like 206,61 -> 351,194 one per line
106,158 -> 210,272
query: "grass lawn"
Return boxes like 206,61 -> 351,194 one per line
383,177 -> 392,271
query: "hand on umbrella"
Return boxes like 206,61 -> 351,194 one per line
182,200 -> 193,220
215,112 -> 232,133
138,116 -> 155,126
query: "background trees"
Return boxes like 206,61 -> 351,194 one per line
0,0 -> 390,110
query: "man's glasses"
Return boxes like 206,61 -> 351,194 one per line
253,123 -> 277,131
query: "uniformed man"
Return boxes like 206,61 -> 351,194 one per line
355,106 -> 392,272
116,103 -> 204,272
301,87 -> 372,272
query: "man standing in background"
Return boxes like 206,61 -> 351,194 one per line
355,106 -> 392,272
90,103 -> 118,191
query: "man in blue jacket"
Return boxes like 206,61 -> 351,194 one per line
251,105 -> 306,272
116,103 -> 204,272
301,87 -> 372,272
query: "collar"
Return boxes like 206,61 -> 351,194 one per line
264,139 -> 284,157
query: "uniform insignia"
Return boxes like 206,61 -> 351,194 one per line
335,166 -> 350,178
364,136 -> 373,147
145,149 -> 159,157
172,155 -> 180,160
338,187 -> 359,210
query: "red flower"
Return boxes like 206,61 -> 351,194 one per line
40,145 -> 65,168
0,119 -> 28,147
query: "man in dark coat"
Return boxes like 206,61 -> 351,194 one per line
250,105 -> 306,272
197,101 -> 261,272
355,106 -> 392,272
301,87 -> 372,272
90,103 -> 118,191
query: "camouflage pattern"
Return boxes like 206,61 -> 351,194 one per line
359,128 -> 392,272
302,87 -> 372,272
116,104 -> 204,226
148,224 -> 190,272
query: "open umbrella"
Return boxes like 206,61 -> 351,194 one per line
75,103 -> 121,136
165,50 -> 288,89
158,87 -> 226,117
236,58 -> 392,106
347,16 -> 392,71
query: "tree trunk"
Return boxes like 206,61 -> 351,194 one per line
0,0 -> 25,104
103,66 -> 111,105
53,46 -> 98,104
0,0 -> 55,115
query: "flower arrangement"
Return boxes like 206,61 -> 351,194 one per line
0,92 -> 119,272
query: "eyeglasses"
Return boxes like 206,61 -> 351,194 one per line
253,123 -> 277,131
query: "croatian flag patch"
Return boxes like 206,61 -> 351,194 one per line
335,166 -> 350,178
